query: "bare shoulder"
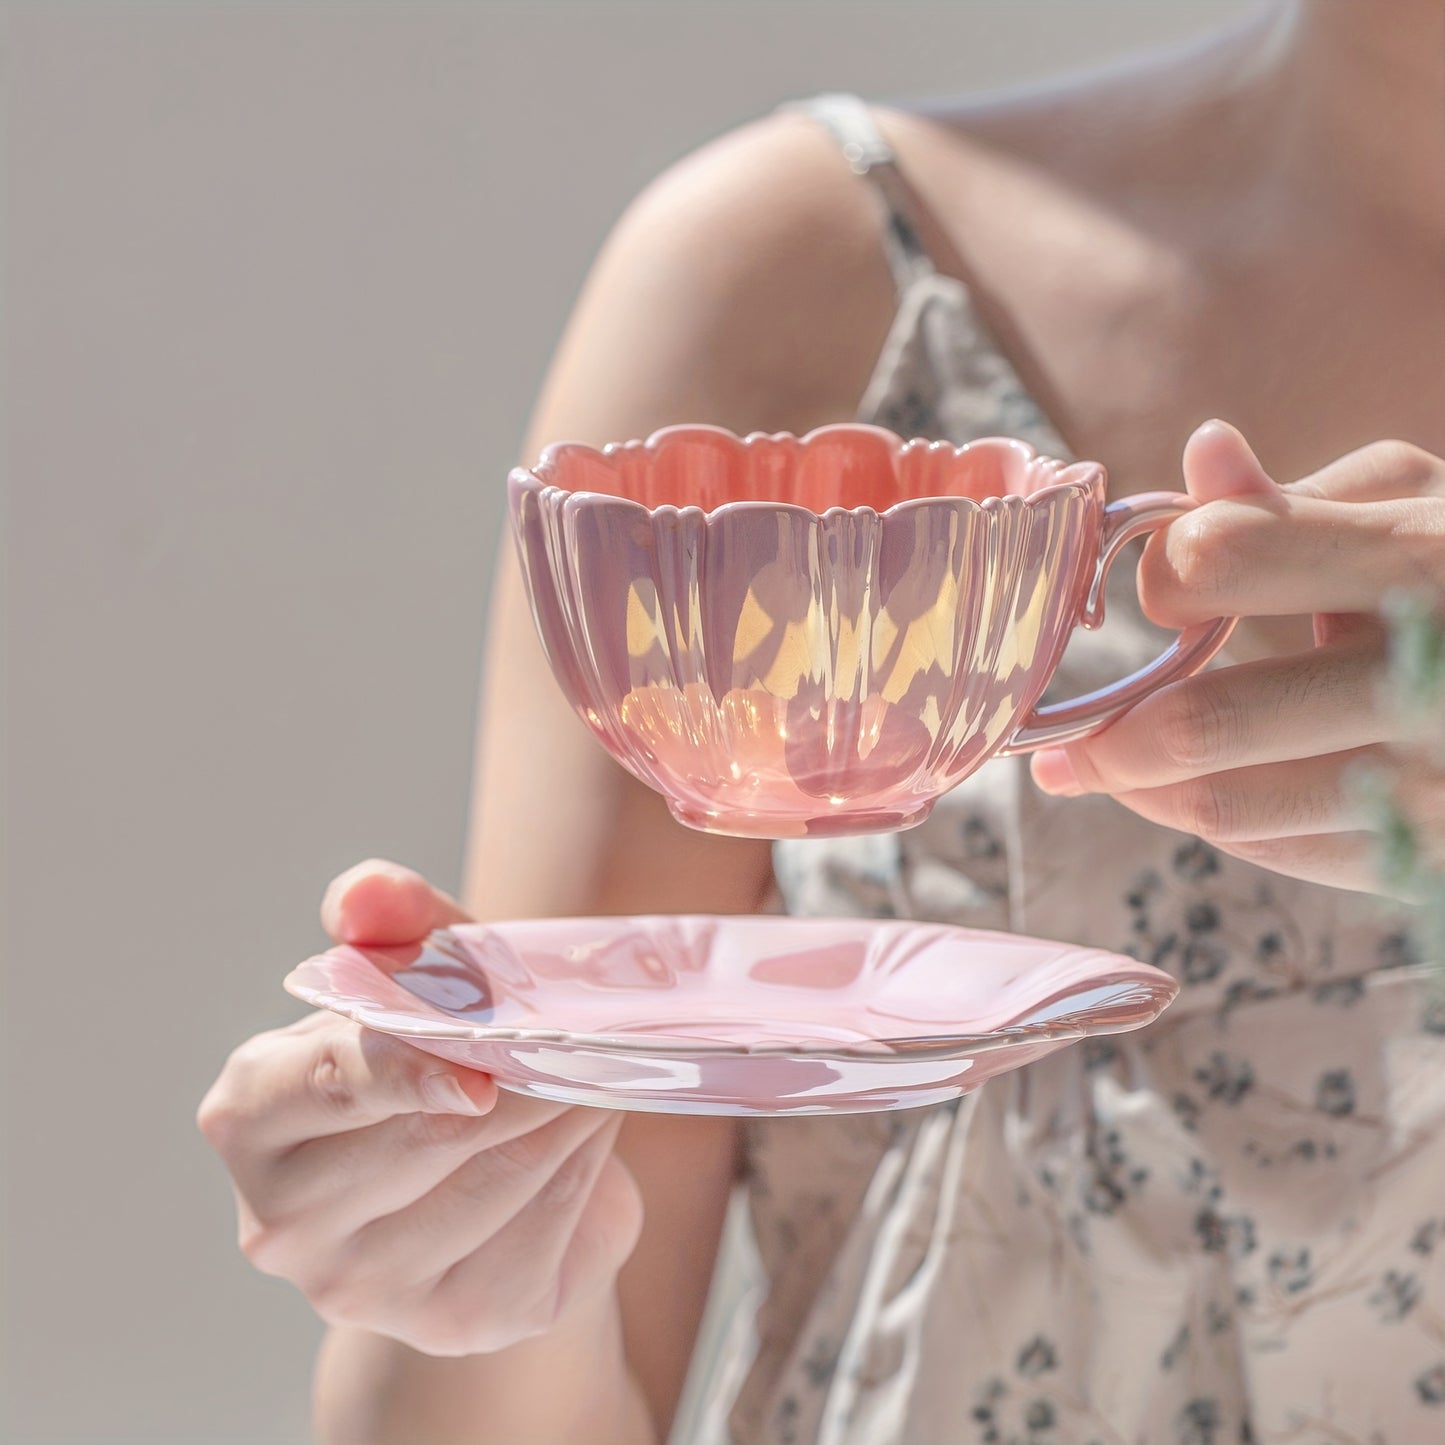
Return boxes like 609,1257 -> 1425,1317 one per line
544,56 -> 1230,451
564,108 -> 902,435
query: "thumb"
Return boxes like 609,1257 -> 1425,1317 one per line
1181,419 -> 1283,503
320,858 -> 473,946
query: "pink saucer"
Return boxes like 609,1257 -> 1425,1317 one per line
285,916 -> 1178,1115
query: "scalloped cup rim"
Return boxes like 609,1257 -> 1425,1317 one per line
508,423 -> 1105,522
284,918 -> 1179,1062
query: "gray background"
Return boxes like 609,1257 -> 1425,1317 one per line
5,2 -> 1251,1440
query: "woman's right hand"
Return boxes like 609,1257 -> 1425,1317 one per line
197,860 -> 644,1359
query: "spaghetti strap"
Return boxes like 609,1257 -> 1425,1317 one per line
781,92 -> 937,295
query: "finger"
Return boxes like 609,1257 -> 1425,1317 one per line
550,1152 -> 645,1318
212,1020 -> 497,1164
424,1118 -> 630,1351
1181,429 -> 1445,508
236,1091 -> 572,1232
1108,747 -> 1380,844
1212,831 -> 1391,895
1030,643 -> 1393,796
1138,489 -> 1445,626
350,1107 -> 620,1290
1181,420 -> 1283,502
1287,438 -> 1445,504
321,858 -> 472,946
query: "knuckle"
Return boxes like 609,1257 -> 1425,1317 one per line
1367,439 -> 1440,492
535,1145 -> 601,1215
403,1109 -> 488,1152
198,1029 -> 297,1147
518,1280 -> 566,1340
423,1275 -> 543,1357
300,1243 -> 371,1322
238,1218 -> 293,1277
197,1039 -> 271,1146
415,1294 -> 488,1356
487,1270 -> 566,1344
1158,509 -> 1243,611
1391,500 -> 1445,589
229,1027 -> 296,1079
1154,683 -> 1234,775
1223,835 -> 1288,868
307,1275 -> 357,1324
215,1039 -> 258,1088
1174,776 -> 1229,841
487,1128 -> 556,1186
195,1089 -> 239,1149
431,1137 -> 539,1213
305,1042 -> 363,1124
396,1314 -> 470,1358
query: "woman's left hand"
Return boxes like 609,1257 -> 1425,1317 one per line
1029,422 -> 1445,896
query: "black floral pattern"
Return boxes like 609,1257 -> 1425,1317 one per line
1176,1397 -> 1222,1444
960,814 -> 1004,862
1161,1324 -> 1191,1372
1379,930 -> 1422,970
1172,1092 -> 1202,1132
1082,1038 -> 1120,1073
1368,1269 -> 1422,1323
1411,1218 -> 1445,1256
1423,994 -> 1445,1036
1255,929 -> 1285,963
1118,861 -> 1250,989
1127,869 -> 1162,910
1024,1397 -> 1056,1431
1243,1133 -> 1339,1167
801,1335 -> 839,1388
1267,1246 -> 1314,1295
774,1393 -> 801,1445
1195,1205 -> 1257,1258
1314,1068 -> 1357,1117
1181,938 -> 1229,985
877,385 -> 936,440
1080,1125 -> 1148,1217
1194,1052 -> 1256,1105
1016,1335 -> 1058,1378
1186,900 -> 1222,933
1219,978 -> 1280,1019
1417,1364 -> 1445,1406
1313,976 -> 1366,1006
968,1344 -> 1071,1443
1173,839 -> 1222,882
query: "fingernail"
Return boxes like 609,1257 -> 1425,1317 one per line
1031,748 -> 1084,797
424,1072 -> 487,1115
330,863 -> 434,947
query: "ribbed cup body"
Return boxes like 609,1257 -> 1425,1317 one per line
509,425 -> 1106,837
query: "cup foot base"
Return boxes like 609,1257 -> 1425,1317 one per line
667,801 -> 936,839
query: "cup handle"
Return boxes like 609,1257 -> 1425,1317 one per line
998,491 -> 1237,754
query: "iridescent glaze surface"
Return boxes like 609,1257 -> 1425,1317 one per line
509,425 -> 1234,836
285,916 -> 1179,1116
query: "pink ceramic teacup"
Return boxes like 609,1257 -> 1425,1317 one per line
508,424 -> 1234,839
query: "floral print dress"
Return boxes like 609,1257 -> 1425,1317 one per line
695,95 -> 1445,1445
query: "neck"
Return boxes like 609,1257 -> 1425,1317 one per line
1262,0 -> 1445,236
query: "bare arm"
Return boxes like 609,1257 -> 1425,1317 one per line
310,109 -> 896,1445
